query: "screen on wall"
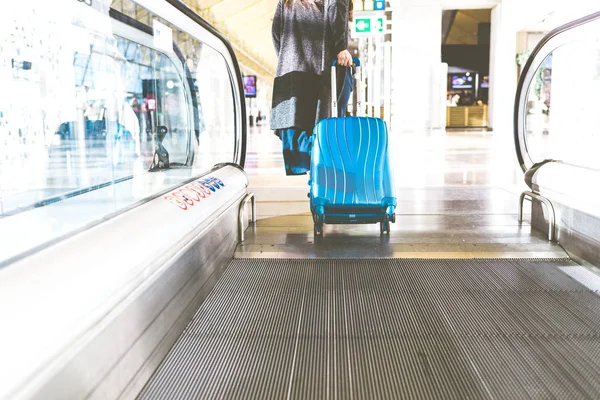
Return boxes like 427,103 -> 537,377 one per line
451,74 -> 474,89
242,75 -> 257,98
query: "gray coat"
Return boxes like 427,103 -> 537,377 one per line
270,0 -> 348,131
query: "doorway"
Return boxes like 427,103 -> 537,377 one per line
442,9 -> 491,130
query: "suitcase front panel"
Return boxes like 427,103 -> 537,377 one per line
310,116 -> 395,208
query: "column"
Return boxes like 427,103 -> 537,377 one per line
488,0 -> 517,133
391,0 -> 442,133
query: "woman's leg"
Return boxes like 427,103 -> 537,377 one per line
276,128 -> 312,175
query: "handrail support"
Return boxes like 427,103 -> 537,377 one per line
238,192 -> 256,242
518,190 -> 556,242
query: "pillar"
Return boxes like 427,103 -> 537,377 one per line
488,0 -> 517,133
391,0 -> 442,133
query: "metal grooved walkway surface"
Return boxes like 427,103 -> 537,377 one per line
139,259 -> 600,399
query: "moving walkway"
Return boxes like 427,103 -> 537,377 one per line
2,2 -> 600,399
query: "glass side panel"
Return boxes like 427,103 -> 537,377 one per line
112,2 -> 237,171
194,47 -> 236,169
0,0 -> 238,264
524,18 -> 600,169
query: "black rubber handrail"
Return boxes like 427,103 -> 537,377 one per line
513,11 -> 600,173
166,0 -> 248,169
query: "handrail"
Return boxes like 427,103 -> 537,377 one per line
166,0 -> 248,168
513,11 -> 600,173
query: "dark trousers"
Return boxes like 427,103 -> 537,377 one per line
276,128 -> 312,176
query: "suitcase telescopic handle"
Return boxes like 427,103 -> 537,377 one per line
331,58 -> 363,118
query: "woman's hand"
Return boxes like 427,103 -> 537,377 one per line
337,49 -> 352,67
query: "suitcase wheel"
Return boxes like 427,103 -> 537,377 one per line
314,215 -> 324,236
380,215 -> 390,235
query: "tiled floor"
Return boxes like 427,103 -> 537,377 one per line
239,126 -> 566,259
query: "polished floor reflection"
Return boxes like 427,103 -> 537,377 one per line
240,126 -> 565,258
0,138 -> 145,216
0,130 -> 229,217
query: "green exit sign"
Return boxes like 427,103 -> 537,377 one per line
355,18 -> 372,33
353,14 -> 386,37
375,17 -> 384,32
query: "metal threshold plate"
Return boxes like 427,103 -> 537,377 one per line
139,258 -> 600,399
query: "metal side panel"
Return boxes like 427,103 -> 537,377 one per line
532,200 -> 600,267
34,200 -> 241,400
100,206 -> 240,400
139,258 -> 600,399
0,165 -> 249,400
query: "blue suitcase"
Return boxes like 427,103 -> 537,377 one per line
309,59 -> 396,236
